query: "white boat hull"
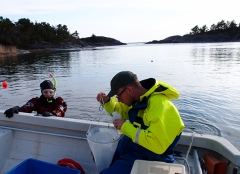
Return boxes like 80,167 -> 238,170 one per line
0,110 -> 240,174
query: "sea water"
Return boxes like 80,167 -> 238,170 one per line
1,42 -> 240,150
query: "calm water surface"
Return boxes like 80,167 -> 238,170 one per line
1,42 -> 240,150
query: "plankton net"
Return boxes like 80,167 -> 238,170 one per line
86,100 -> 121,173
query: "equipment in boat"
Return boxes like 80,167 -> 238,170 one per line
86,100 -> 121,173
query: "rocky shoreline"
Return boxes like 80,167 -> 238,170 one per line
0,36 -> 127,55
2,29 -> 240,56
24,36 -> 126,50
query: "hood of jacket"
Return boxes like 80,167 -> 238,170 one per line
139,78 -> 179,101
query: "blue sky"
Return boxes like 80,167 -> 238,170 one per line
1,0 -> 239,43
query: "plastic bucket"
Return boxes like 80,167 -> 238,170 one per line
86,126 -> 120,173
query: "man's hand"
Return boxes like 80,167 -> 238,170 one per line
113,118 -> 126,130
96,92 -> 110,104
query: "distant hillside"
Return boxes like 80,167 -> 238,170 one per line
0,16 -> 126,50
81,34 -> 126,47
146,20 -> 240,44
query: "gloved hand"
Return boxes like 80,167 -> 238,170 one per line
42,111 -> 54,117
4,106 -> 21,118
62,101 -> 67,107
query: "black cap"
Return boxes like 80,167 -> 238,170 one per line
40,80 -> 54,90
107,71 -> 137,97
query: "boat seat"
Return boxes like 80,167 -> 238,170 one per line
204,154 -> 227,174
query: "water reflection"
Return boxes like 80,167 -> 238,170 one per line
191,43 -> 240,64
0,51 -> 72,81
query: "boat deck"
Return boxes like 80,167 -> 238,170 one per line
0,128 -> 97,174
0,127 -> 201,174
0,110 -> 240,174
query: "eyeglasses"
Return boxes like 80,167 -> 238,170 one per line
42,89 -> 55,95
116,87 -> 127,99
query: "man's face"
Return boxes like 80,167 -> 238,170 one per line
116,86 -> 133,106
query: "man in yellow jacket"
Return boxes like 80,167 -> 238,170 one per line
96,71 -> 184,174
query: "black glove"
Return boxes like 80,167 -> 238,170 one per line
62,101 -> 67,107
42,111 -> 54,117
4,106 -> 21,118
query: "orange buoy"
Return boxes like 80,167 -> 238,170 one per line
2,81 -> 8,89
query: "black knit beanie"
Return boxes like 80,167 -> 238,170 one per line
40,80 -> 54,90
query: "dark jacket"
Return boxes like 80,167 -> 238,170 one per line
21,95 -> 67,117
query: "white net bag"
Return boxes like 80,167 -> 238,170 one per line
86,126 -> 120,173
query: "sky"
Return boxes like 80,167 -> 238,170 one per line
1,0 -> 240,43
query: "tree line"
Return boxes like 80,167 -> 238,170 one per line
0,16 -> 81,49
1,16 -> 239,49
190,20 -> 240,35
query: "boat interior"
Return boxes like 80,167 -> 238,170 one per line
0,110 -> 240,174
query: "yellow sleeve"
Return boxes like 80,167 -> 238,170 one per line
103,96 -> 131,120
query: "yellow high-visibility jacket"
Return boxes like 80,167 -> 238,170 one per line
103,78 -> 185,154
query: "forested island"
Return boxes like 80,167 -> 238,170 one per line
0,16 -> 126,54
146,20 -> 240,44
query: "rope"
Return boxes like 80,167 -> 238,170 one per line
175,128 -> 196,174
87,97 -> 111,134
175,156 -> 191,174
186,131 -> 195,161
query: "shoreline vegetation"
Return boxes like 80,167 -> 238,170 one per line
0,16 -> 126,55
1,17 -> 240,55
146,19 -> 240,44
0,45 -> 19,55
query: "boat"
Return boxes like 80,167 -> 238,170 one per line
0,110 -> 240,174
